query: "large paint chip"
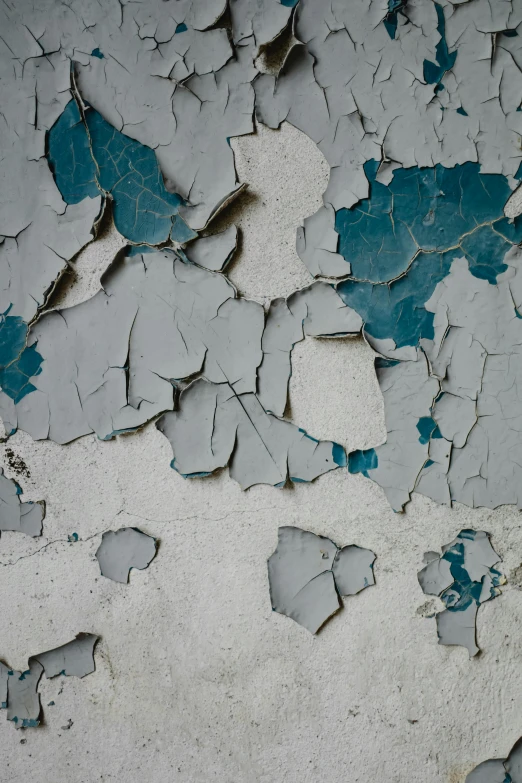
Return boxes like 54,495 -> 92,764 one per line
267,526 -> 376,634
0,468 -> 45,538
96,528 -> 158,584
183,226 -> 238,271
32,633 -> 99,679
417,529 -> 505,657
1,634 -> 99,729
157,380 -> 345,489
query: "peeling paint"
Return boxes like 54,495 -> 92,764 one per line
1,634 -> 98,729
418,529 -> 505,657
267,526 -> 376,633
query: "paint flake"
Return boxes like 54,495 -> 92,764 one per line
267,526 -> 376,633
1,634 -> 98,729
417,529 -> 505,657
95,528 -> 158,584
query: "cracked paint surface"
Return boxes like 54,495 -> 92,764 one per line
0,0 -> 522,504
0,468 -> 45,538
417,529 -> 505,657
0,634 -> 98,729
268,526 -> 376,633
4,0 -> 522,774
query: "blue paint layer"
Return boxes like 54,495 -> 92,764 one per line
456,106 -> 468,116
332,442 -> 347,467
0,343 -> 43,404
423,3 -> 457,87
336,160 -> 511,282
47,100 -> 99,204
336,161 -> 522,349
170,214 -> 198,243
383,0 -> 408,39
91,47 -> 104,58
48,100 -> 194,246
0,311 -> 43,403
348,448 -> 378,478
85,108 -> 184,244
175,22 -> 188,33
280,0 -> 299,7
439,530 -> 503,614
417,417 -> 442,445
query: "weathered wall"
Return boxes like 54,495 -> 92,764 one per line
1,120 -> 522,783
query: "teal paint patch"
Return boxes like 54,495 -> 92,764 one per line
280,0 -> 299,7
0,343 -> 43,404
460,224 -> 510,283
175,22 -> 188,33
416,416 -> 442,445
332,442 -> 347,467
383,0 -> 408,39
0,309 -> 28,368
423,3 -> 457,87
439,530 -> 503,613
335,161 -> 511,282
85,108 -> 183,244
47,100 -> 99,204
425,459 -> 435,467
338,250 -> 440,348
503,29 -> 518,37
91,47 -> 104,58
515,161 -> 522,179
68,533 -> 79,542
48,100 -> 186,246
126,244 -> 157,256
348,448 -> 378,478
456,106 -> 468,116
0,311 -> 43,404
336,161 -> 522,349
170,214 -> 198,243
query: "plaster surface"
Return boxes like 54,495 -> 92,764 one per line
1,120 -> 522,783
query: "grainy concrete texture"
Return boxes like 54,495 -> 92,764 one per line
1,122 -> 522,783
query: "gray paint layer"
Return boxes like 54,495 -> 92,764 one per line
0,469 -> 45,537
96,528 -> 158,584
267,526 -> 376,633
417,530 -> 505,657
1,634 -> 98,729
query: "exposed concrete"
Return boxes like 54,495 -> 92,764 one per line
1,122 -> 522,783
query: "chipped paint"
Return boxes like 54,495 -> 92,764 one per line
418,529 -> 505,657
267,526 -> 376,633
